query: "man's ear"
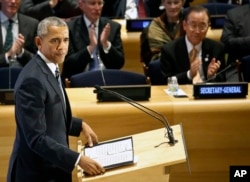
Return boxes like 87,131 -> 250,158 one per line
34,36 -> 42,49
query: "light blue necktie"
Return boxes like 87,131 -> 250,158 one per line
88,23 -> 100,71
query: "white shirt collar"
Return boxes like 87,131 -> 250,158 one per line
83,15 -> 99,28
0,11 -> 18,24
37,51 -> 58,77
185,35 -> 202,54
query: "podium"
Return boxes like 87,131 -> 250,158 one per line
77,124 -> 187,182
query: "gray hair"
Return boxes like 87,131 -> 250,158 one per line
37,16 -> 68,37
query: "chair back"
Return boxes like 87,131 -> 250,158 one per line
147,60 -> 165,85
202,3 -> 237,15
0,67 -> 22,89
68,69 -> 150,87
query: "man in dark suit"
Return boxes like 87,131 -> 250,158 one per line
19,0 -> 82,21
7,16 -> 105,182
61,0 -> 125,81
160,5 -> 226,84
0,0 -> 38,67
221,4 -> 250,64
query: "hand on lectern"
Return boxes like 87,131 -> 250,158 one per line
78,156 -> 105,176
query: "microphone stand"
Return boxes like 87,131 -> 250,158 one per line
94,85 -> 178,146
203,62 -> 236,83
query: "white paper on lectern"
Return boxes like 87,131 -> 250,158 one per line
83,136 -> 134,169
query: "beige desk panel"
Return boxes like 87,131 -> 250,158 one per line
1,85 -> 250,182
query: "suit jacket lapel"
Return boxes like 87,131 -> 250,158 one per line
77,16 -> 90,48
177,37 -> 190,69
36,55 -> 68,118
201,39 -> 211,78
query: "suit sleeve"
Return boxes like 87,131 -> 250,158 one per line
19,0 -> 54,20
99,22 -> 125,69
160,45 -> 191,84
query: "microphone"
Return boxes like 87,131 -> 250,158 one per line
203,61 -> 236,83
94,85 -> 178,146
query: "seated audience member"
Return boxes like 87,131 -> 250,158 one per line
142,0 -> 164,17
0,0 -> 38,68
140,0 -> 185,65
19,0 -> 82,21
221,4 -> 250,64
160,5 -> 226,84
61,0 -> 125,81
102,0 -> 138,19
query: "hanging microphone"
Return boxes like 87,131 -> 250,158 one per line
93,85 -> 178,146
203,61 -> 236,83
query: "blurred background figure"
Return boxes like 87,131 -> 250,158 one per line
19,0 -> 82,21
0,0 -> 38,68
101,0 -> 138,19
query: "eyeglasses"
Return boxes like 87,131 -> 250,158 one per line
186,22 -> 209,32
82,0 -> 104,7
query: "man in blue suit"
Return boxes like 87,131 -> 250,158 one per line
7,16 -> 105,182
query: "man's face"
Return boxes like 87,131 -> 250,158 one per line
1,0 -> 21,17
79,0 -> 104,23
183,11 -> 210,46
36,26 -> 69,65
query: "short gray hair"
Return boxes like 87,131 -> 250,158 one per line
37,16 -> 68,37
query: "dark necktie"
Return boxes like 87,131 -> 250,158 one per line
55,67 -> 66,108
4,19 -> 13,52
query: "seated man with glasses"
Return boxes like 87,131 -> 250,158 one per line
61,0 -> 125,81
160,5 -> 226,84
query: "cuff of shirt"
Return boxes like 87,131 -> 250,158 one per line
75,153 -> 82,167
187,70 -> 192,80
103,41 -> 111,54
16,48 -> 24,58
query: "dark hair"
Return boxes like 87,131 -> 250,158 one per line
183,5 -> 210,23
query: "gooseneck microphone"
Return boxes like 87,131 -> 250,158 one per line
94,85 -> 178,146
203,61 -> 237,83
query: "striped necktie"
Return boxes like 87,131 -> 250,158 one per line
4,19 -> 13,52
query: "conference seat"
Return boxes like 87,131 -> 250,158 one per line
201,2 -> 237,15
236,56 -> 250,82
65,69 -> 151,88
0,67 -> 22,89
143,59 -> 165,85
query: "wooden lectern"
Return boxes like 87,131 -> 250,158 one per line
77,124 -> 187,182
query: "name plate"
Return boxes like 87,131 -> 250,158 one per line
193,82 -> 248,99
